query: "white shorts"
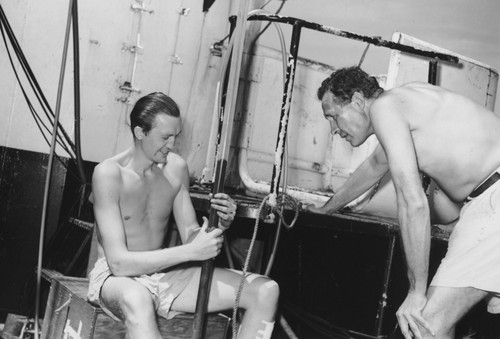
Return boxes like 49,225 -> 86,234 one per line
87,257 -> 196,320
430,176 -> 500,313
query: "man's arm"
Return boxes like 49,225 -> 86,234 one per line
306,143 -> 389,214
166,153 -> 237,240
371,97 -> 434,338
92,162 -> 222,277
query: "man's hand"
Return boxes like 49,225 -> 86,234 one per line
189,217 -> 224,260
209,193 -> 237,231
396,292 -> 435,339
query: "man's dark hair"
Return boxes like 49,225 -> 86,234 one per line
317,66 -> 382,105
130,92 -> 180,135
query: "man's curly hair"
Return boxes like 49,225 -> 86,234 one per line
317,66 -> 382,105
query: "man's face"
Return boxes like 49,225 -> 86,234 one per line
321,91 -> 368,147
140,114 -> 181,163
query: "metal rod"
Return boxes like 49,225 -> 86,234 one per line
422,59 -> 439,192
269,23 -> 302,198
34,1 -> 74,338
72,0 -> 86,185
248,14 -> 459,64
428,59 -> 438,85
192,1 -> 249,338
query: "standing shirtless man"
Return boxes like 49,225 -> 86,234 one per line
310,66 -> 500,338
88,92 -> 279,339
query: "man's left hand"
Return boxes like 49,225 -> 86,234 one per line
396,291 -> 435,339
209,193 -> 237,231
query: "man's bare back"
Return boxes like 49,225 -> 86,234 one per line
372,82 -> 500,201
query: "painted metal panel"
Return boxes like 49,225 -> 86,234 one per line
387,32 -> 499,113
0,0 -> 234,165
237,38 -> 497,222
238,46 -> 378,193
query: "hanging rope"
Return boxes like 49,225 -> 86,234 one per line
231,192 -> 299,337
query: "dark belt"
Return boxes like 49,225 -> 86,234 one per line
468,172 -> 500,199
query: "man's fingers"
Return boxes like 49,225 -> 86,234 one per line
397,317 -> 412,339
407,318 -> 423,339
200,217 -> 208,231
415,314 -> 435,336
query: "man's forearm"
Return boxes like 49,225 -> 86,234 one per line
321,150 -> 389,213
106,244 -> 196,277
398,202 -> 431,294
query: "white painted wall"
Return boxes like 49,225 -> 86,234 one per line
0,0 -> 236,166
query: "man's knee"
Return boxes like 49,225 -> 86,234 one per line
117,285 -> 156,320
255,278 -> 280,307
422,301 -> 454,337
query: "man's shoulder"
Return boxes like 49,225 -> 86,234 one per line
93,157 -> 124,183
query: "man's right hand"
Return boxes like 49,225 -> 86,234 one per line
188,217 -> 223,260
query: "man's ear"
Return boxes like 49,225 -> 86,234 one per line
351,91 -> 365,110
134,126 -> 145,140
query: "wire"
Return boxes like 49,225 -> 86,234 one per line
0,25 -> 75,159
0,4 -> 78,160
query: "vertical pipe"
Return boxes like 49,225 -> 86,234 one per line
269,23 -> 302,205
34,1 -> 74,338
375,235 -> 396,336
422,59 -> 438,191
192,1 -> 249,338
72,0 -> 86,185
428,59 -> 438,85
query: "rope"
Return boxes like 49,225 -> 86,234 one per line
231,192 -> 299,338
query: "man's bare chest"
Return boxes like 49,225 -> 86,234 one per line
119,171 -> 178,222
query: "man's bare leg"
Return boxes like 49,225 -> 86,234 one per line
101,277 -> 162,339
172,267 -> 279,339
420,286 -> 488,338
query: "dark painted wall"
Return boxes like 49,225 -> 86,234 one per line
0,146 -> 67,315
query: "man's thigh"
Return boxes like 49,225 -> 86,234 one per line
171,267 -> 260,313
424,285 -> 489,328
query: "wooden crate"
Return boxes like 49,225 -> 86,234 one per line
41,275 -> 230,339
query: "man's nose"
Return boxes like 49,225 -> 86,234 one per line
330,121 -> 340,135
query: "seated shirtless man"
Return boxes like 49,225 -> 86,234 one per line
307,66 -> 500,339
87,92 -> 279,339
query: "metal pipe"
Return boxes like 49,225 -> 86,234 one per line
192,1 -> 250,337
34,1 -> 74,338
248,14 -> 459,64
71,0 -> 86,185
269,23 -> 302,206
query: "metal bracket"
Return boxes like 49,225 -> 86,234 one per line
131,2 -> 154,14
169,54 -> 183,65
177,7 -> 191,16
119,81 -> 141,94
121,43 -> 143,54
209,42 -> 226,57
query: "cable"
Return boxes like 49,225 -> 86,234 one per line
71,0 -> 87,185
0,4 -> 78,159
0,25 -> 75,159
